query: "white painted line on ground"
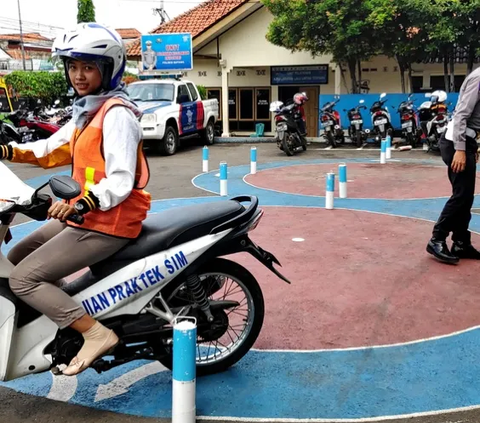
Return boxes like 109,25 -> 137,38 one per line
47,374 -> 78,402
292,238 -> 305,242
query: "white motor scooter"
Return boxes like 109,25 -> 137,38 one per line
0,162 -> 290,382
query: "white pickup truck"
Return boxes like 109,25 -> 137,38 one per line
126,79 -> 219,155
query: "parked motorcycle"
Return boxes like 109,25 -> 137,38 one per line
418,90 -> 449,152
345,99 -> 368,147
0,162 -> 291,381
320,98 -> 345,148
370,93 -> 393,143
394,94 -> 422,148
270,100 -> 307,156
0,114 -> 34,145
7,107 -> 60,140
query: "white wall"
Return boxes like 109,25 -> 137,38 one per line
197,7 -> 333,68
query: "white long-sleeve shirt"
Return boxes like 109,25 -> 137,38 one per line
9,106 -> 142,211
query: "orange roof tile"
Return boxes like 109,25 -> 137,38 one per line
116,28 -> 142,39
0,32 -> 52,43
5,49 -> 31,60
127,0 -> 249,57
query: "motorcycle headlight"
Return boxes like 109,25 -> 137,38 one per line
141,113 -> 156,124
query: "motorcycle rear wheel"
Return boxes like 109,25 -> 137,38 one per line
282,135 -> 295,156
157,258 -> 265,376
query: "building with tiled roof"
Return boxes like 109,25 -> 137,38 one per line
125,0 -> 479,137
0,33 -> 52,43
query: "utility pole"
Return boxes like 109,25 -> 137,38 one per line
153,0 -> 169,25
17,0 -> 27,70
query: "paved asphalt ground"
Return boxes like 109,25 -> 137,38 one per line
2,139 -> 480,423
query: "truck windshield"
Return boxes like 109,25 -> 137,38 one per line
127,83 -> 175,102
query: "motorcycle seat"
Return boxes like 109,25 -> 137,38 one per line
63,200 -> 244,296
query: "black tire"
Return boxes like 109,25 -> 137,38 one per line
200,119 -> 215,145
327,132 -> 336,148
157,125 -> 178,156
282,135 -> 294,156
356,132 -> 363,148
158,258 -> 265,376
407,132 -> 416,148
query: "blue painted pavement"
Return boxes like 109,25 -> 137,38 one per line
3,158 -> 480,421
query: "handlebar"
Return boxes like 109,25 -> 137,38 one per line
67,214 -> 84,225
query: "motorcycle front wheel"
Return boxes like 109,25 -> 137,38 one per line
157,258 -> 265,376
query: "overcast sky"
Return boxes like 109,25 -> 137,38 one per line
0,0 -> 202,38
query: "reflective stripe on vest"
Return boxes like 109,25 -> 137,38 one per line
85,167 -> 95,192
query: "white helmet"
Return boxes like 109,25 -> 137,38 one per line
52,23 -> 126,91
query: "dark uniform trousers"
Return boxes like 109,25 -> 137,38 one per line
432,134 -> 478,244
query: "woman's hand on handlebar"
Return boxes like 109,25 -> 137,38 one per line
48,201 -> 77,222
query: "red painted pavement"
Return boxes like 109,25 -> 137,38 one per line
231,207 -> 480,350
246,163 -> 480,199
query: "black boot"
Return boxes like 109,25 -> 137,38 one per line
426,238 -> 459,264
451,241 -> 480,259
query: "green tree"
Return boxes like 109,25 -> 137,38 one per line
5,71 -> 69,104
455,0 -> 480,75
369,0 -> 425,93
77,0 -> 96,23
263,0 -> 386,93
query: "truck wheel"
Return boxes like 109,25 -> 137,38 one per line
158,126 -> 178,156
201,120 -> 215,145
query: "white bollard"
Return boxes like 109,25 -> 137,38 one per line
386,134 -> 392,159
250,146 -> 257,175
220,161 -> 228,196
202,146 -> 209,173
380,139 -> 387,164
172,317 -> 197,423
325,172 -> 335,210
338,163 -> 347,199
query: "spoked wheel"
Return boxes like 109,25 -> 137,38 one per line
156,258 -> 265,376
282,134 -> 295,156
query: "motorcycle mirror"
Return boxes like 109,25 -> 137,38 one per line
425,92 -> 432,98
380,93 -> 387,99
54,99 -> 60,105
49,175 -> 81,200
359,99 -> 365,104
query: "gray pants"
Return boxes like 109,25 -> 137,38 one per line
8,220 -> 129,329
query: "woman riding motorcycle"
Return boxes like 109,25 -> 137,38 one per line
0,23 -> 151,376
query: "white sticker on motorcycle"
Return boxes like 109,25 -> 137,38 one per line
81,251 -> 189,316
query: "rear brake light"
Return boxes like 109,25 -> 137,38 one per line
248,210 -> 264,232
275,116 -> 285,122
375,111 -> 383,116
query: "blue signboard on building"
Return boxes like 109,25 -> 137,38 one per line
141,33 -> 193,72
271,65 -> 329,85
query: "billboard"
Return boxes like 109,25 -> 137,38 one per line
271,65 -> 329,85
141,33 -> 193,73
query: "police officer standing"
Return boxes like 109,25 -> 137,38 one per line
427,67 -> 480,264
142,40 -> 157,71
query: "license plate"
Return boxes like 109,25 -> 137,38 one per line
277,123 -> 287,131
351,120 -> 362,125
375,119 -> 387,125
322,120 -> 334,126
437,126 -> 446,133
402,121 -> 413,128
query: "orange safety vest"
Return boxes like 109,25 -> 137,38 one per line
67,98 -> 151,238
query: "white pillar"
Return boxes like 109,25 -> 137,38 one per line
271,83 -> 279,132
221,65 -> 230,137
335,64 -> 342,95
